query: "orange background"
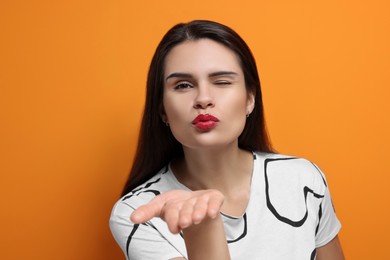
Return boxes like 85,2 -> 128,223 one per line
1,0 -> 389,259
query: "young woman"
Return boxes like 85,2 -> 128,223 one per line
110,20 -> 344,260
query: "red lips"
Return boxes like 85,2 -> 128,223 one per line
192,114 -> 219,131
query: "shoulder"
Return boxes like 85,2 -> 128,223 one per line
109,165 -> 188,258
109,166 -> 171,240
115,165 -> 175,211
254,152 -> 328,192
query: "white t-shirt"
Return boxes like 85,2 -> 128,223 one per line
110,152 -> 341,259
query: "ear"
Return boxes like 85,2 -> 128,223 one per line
246,91 -> 255,116
161,113 -> 168,124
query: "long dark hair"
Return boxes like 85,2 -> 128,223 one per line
122,20 -> 273,196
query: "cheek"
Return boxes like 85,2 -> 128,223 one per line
162,96 -> 191,145
163,95 -> 187,122
223,91 -> 248,114
231,108 -> 247,133
228,93 -> 250,129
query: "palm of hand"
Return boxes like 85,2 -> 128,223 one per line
131,189 -> 224,234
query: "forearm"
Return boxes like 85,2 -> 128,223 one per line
183,215 -> 230,260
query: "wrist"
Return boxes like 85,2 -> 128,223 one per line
182,215 -> 231,260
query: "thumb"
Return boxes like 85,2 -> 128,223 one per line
130,195 -> 165,224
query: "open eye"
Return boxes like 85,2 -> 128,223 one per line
174,82 -> 193,90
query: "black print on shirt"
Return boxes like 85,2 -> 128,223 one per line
126,223 -> 139,257
123,176 -> 164,258
264,157 -> 326,227
226,213 -> 248,244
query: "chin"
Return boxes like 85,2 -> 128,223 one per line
181,137 -> 240,151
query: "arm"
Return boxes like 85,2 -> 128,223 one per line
182,214 -> 230,260
131,189 -> 230,260
166,216 -> 231,260
316,235 -> 345,260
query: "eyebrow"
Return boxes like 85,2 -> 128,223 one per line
165,73 -> 193,81
209,71 -> 238,77
165,71 -> 238,81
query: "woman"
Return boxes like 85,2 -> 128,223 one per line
110,20 -> 344,260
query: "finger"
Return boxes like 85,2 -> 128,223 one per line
130,196 -> 165,224
178,199 -> 196,229
192,197 -> 208,224
162,203 -> 181,234
207,193 -> 224,219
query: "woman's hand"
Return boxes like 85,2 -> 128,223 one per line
130,189 -> 224,234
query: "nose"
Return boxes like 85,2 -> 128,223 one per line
193,83 -> 214,110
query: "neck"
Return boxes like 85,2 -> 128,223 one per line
172,144 -> 254,195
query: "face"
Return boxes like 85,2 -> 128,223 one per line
162,39 -> 254,150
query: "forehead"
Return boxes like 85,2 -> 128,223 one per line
164,39 -> 242,76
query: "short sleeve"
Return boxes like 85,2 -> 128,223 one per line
109,201 -> 184,260
315,179 -> 342,247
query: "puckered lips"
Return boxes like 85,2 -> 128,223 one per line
192,114 -> 219,131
